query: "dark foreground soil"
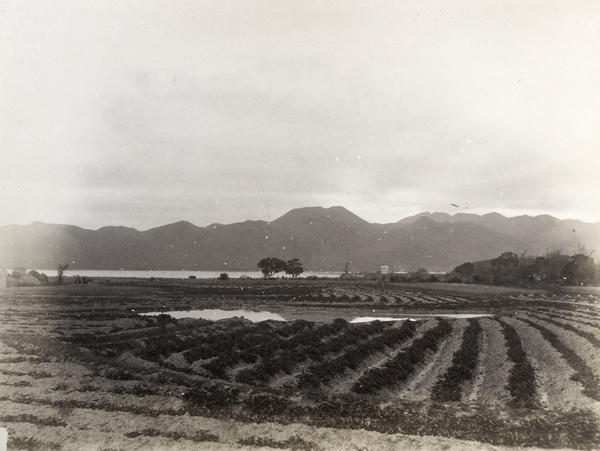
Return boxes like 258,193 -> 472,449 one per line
1,279 -> 600,450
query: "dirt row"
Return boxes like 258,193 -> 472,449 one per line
516,313 -> 600,385
0,400 -> 524,451
2,283 -> 600,450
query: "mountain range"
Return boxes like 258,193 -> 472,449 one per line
0,206 -> 598,273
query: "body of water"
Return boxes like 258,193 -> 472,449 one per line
25,269 -> 339,279
142,309 -> 286,322
142,309 -> 493,323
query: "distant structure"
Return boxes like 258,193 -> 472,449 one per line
380,265 -> 389,275
0,266 -> 7,289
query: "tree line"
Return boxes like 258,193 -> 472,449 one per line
448,250 -> 599,286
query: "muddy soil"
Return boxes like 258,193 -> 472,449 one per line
1,281 -> 600,450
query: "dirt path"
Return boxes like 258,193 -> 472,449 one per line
465,318 -> 512,406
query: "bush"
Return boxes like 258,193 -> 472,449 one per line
10,267 -> 27,278
28,270 -> 48,284
219,272 -> 229,280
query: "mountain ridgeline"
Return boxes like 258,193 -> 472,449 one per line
0,206 -> 598,273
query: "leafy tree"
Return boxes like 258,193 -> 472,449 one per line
410,268 -> 430,282
543,251 -> 570,283
514,257 -> 543,283
28,270 -> 48,284
285,258 -> 304,278
10,267 -> 27,279
219,273 -> 229,280
340,262 -> 353,280
453,262 -> 474,277
560,254 -> 598,285
257,257 -> 287,278
491,252 -> 519,284
57,263 -> 69,285
491,252 -> 519,270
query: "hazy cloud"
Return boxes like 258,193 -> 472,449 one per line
2,0 -> 599,229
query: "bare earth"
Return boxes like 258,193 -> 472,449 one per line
1,280 -> 600,450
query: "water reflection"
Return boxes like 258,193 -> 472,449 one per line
350,313 -> 492,323
142,309 -> 492,323
141,309 -> 286,323
350,317 -> 415,323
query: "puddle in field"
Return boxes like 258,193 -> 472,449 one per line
350,313 -> 493,323
141,309 -> 492,323
350,317 -> 415,323
141,309 -> 286,322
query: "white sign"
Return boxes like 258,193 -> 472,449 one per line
380,265 -> 389,275
0,428 -> 7,451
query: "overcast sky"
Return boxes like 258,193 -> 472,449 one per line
2,0 -> 599,230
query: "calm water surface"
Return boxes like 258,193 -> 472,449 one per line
142,309 -> 493,323
28,270 -> 338,279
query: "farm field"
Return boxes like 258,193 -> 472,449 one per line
1,279 -> 600,450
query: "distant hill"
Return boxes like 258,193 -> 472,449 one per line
0,207 -> 598,273
397,212 -> 600,259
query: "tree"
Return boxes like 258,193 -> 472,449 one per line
491,252 -> 519,284
10,267 -> 27,279
57,263 -> 69,285
340,262 -> 352,280
491,252 -> 519,270
543,251 -> 570,283
514,257 -> 543,283
560,254 -> 598,286
410,268 -> 430,282
257,257 -> 287,278
285,258 -> 304,278
28,270 -> 48,284
219,272 -> 229,280
453,262 -> 474,277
